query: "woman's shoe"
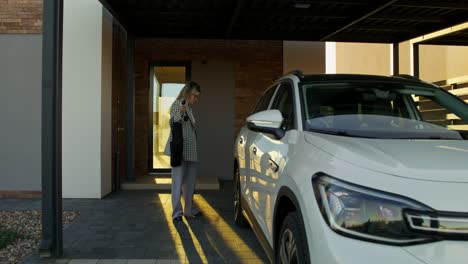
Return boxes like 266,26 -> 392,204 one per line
173,216 -> 183,222
186,212 -> 202,219
193,212 -> 202,217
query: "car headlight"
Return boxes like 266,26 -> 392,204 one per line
312,174 -> 435,245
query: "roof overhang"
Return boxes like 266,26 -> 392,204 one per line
102,0 -> 468,45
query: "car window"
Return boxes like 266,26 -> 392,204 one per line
253,85 -> 277,114
271,82 -> 295,130
300,82 -> 468,139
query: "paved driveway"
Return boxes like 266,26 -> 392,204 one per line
1,181 -> 268,263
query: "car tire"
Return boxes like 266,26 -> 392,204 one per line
276,211 -> 310,264
234,167 -> 249,227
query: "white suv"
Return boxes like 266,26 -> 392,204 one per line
233,71 -> 468,264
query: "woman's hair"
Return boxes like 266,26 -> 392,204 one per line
176,81 -> 201,100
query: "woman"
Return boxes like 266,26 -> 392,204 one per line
163,81 -> 202,222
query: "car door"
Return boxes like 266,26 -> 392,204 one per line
242,84 -> 279,213
249,81 -> 296,242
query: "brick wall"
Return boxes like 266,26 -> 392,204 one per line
0,191 -> 41,198
0,0 -> 42,34
134,39 -> 283,177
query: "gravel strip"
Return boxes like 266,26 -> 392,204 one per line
0,210 -> 79,264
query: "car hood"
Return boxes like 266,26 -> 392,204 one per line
404,241 -> 468,264
304,132 -> 468,183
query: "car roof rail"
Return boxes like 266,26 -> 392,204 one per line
392,74 -> 422,82
284,70 -> 304,79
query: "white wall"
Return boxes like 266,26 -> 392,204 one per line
326,42 -> 337,74
419,45 -> 468,83
283,41 -> 325,74
399,41 -> 468,82
398,41 -> 411,75
445,46 -> 468,80
62,0 -> 112,198
0,35 -> 42,191
336,42 -> 391,75
420,45 -> 448,82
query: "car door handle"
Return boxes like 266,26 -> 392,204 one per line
269,158 -> 279,172
252,147 -> 257,154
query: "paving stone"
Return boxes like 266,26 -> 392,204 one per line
127,260 -> 157,264
97,259 -> 128,264
54,259 -> 71,264
154,260 -> 173,264
68,260 -> 99,264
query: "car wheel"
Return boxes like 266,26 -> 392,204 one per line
234,167 -> 248,227
276,212 -> 310,264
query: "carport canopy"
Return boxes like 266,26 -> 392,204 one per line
102,0 -> 468,44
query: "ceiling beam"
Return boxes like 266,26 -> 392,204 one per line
394,2 -> 468,10
417,28 -> 468,45
130,21 -> 223,29
422,40 -> 468,46
320,0 -> 399,41
124,7 -> 349,19
133,31 -> 225,39
229,31 -> 394,42
243,8 -> 348,18
366,15 -> 446,23
296,0 -> 367,4
329,34 -> 401,43
226,0 -> 245,37
350,25 -> 417,32
410,21 -> 468,44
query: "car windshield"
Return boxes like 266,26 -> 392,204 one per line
300,81 -> 468,139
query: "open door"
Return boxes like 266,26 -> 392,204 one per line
150,62 -> 190,173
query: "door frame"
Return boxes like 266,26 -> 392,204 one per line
111,20 -> 127,190
148,61 -> 191,173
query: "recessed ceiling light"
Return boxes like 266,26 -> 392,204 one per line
294,3 -> 311,9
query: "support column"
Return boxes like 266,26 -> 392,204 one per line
40,0 -> 63,258
126,34 -> 136,182
413,43 -> 420,78
393,42 -> 399,75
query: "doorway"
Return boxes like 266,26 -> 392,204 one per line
149,62 -> 190,172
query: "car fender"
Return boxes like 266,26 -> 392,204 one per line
273,184 -> 310,259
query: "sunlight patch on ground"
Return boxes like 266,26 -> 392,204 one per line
154,178 -> 172,184
194,195 -> 263,262
157,193 -> 208,263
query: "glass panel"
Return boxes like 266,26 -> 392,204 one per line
300,82 -> 468,139
153,66 -> 186,169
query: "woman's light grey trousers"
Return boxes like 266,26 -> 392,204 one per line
171,161 -> 199,219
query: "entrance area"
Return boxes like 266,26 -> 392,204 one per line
151,63 -> 190,171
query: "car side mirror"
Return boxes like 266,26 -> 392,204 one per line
246,110 -> 285,139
